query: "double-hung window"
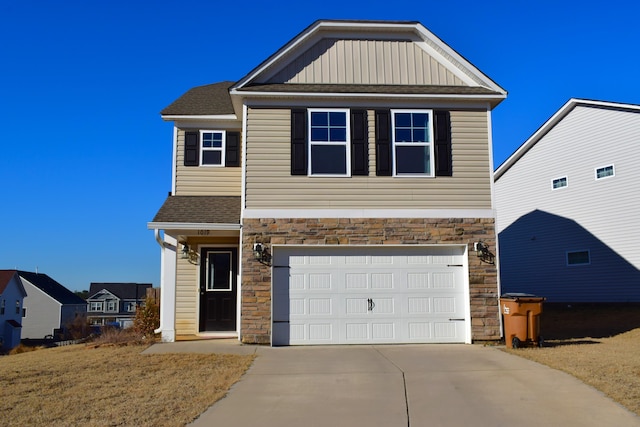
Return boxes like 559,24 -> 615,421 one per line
308,109 -> 350,176
200,130 -> 225,166
90,301 -> 103,312
391,110 -> 434,176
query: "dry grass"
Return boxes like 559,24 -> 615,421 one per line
0,342 -> 254,426
504,303 -> 640,416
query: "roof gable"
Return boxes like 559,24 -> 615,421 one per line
17,271 -> 86,305
88,283 -> 152,300
0,270 -> 27,298
233,20 -> 505,94
495,99 -> 640,180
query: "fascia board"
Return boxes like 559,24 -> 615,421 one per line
147,222 -> 242,231
161,114 -> 238,122
414,23 -> 506,95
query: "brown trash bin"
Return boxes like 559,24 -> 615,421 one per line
500,293 -> 545,349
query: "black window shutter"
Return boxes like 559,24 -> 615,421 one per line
225,132 -> 240,167
434,110 -> 452,176
184,131 -> 199,166
291,109 -> 307,175
375,110 -> 392,176
351,110 -> 368,176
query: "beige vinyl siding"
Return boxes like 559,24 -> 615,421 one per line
245,108 -> 491,209
265,39 -> 465,86
175,255 -> 198,335
175,129 -> 242,196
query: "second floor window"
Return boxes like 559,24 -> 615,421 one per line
308,109 -> 350,176
392,110 -> 434,176
596,165 -> 614,180
125,302 -> 137,312
0,299 -> 4,315
200,130 -> 225,166
106,301 -> 118,312
90,302 -> 103,312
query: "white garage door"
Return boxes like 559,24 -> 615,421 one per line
272,245 -> 469,345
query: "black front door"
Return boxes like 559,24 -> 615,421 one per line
199,248 -> 237,331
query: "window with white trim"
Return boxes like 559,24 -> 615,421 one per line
308,109 -> 350,176
200,130 -> 226,166
552,176 -> 568,190
596,165 -> 614,180
392,110 -> 434,176
567,250 -> 590,266
89,301 -> 104,312
125,302 -> 137,312
106,300 -> 118,312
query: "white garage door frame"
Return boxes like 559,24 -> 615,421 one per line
271,244 -> 472,346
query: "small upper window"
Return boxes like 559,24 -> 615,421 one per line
567,250 -> 590,266
552,176 -> 568,190
125,302 -> 137,312
0,299 -> 4,315
106,301 -> 118,312
308,109 -> 350,176
596,165 -> 614,180
392,110 -> 434,176
200,131 -> 226,166
15,300 -> 20,314
89,301 -> 104,312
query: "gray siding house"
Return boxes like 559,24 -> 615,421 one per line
18,271 -> 87,339
149,20 -> 507,345
87,283 -> 151,328
495,99 -> 640,302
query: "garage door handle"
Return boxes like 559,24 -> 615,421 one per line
367,298 -> 375,311
449,318 -> 465,321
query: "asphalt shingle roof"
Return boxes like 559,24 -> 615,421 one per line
17,271 -> 86,305
88,283 -> 152,300
161,81 -> 235,116
151,196 -> 241,225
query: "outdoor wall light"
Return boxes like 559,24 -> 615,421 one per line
180,243 -> 200,265
474,241 -> 495,264
253,243 -> 270,264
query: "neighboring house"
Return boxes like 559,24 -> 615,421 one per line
17,271 -> 87,339
86,283 -> 152,328
149,20 -> 507,345
0,270 -> 27,350
495,99 -> 640,302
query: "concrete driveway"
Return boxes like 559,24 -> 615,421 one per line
145,341 -> 640,427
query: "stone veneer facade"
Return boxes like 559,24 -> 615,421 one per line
241,217 -> 500,344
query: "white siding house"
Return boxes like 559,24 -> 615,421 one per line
0,270 -> 27,350
495,99 -> 640,302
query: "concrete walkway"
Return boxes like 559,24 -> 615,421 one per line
144,340 -> 640,427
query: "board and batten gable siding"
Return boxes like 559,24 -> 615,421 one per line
244,107 -> 491,209
495,104 -> 640,302
264,39 -> 466,86
174,128 -> 242,196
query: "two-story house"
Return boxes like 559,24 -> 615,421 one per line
495,99 -> 640,302
86,283 -> 152,328
0,270 -> 27,350
17,271 -> 87,339
149,20 -> 507,345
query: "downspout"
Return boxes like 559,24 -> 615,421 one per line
153,229 -> 175,334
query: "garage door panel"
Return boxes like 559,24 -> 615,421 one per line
272,246 -> 468,345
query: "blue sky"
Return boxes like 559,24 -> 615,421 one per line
2,0 -> 638,291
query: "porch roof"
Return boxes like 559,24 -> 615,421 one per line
149,196 -> 241,228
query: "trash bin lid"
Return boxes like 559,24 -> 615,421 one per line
500,293 -> 545,302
